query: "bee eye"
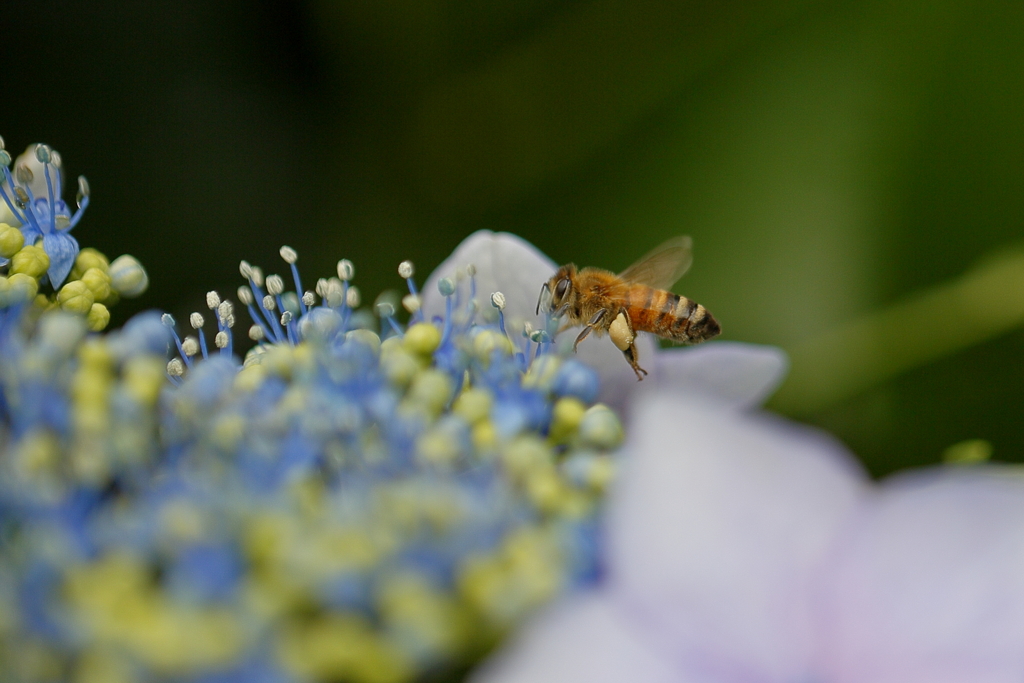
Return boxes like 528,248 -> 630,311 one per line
554,278 -> 570,299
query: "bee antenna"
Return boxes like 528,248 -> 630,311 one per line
536,282 -> 550,316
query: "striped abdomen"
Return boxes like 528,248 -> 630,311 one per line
623,285 -> 721,343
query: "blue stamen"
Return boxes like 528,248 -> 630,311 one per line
290,262 -> 306,315
43,164 -> 56,231
163,316 -> 193,369
197,327 -> 209,360
385,315 -> 403,337
67,195 -> 88,229
340,280 -> 351,330
248,282 -> 285,343
497,309 -> 508,337
244,303 -> 274,343
441,295 -> 454,346
0,170 -> 27,224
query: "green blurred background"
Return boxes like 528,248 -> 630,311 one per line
4,0 -> 1022,476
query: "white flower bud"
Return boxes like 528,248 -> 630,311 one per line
346,286 -> 361,308
167,358 -> 185,376
490,292 -> 506,310
398,260 -> 415,279
189,312 -> 205,329
206,291 -> 221,309
262,295 -> 276,311
237,286 -> 254,306
337,259 -> 355,281
214,331 -> 229,349
109,255 -> 149,297
249,325 -> 265,341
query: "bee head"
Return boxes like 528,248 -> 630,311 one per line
537,264 -> 576,316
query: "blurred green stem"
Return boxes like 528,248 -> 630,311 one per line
770,245 -> 1024,416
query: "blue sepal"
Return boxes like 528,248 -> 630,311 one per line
42,231 -> 79,288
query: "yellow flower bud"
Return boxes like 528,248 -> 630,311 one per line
0,223 -> 24,258
80,267 -> 112,301
403,322 -> 441,356
57,280 -> 95,314
7,273 -> 38,304
74,247 -> 110,276
86,303 -> 110,331
0,275 -> 34,308
548,397 -> 587,444
10,244 -> 49,278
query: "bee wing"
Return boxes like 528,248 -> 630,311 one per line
617,235 -> 693,289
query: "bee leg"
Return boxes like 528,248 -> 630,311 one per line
535,282 -> 550,315
572,309 -> 608,352
623,343 -> 649,381
572,326 -> 593,351
610,310 -> 646,380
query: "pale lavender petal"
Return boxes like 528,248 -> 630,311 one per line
818,468 -> 1024,683
609,393 -> 866,681
470,592 -> 690,683
422,230 -> 556,337
650,342 -> 788,409
593,341 -> 788,415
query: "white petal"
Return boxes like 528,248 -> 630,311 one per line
470,592 -> 689,683
422,230 -> 556,337
818,467 -> 1024,683
594,341 -> 788,415
609,393 -> 866,680
651,342 -> 788,408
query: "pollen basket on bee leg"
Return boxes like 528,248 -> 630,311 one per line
609,312 -> 634,351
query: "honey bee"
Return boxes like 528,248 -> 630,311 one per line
537,236 -> 720,380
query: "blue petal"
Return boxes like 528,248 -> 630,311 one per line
42,231 -> 79,288
19,223 -> 42,247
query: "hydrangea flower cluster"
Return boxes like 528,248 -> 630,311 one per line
0,157 -> 624,681
0,138 -> 148,331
